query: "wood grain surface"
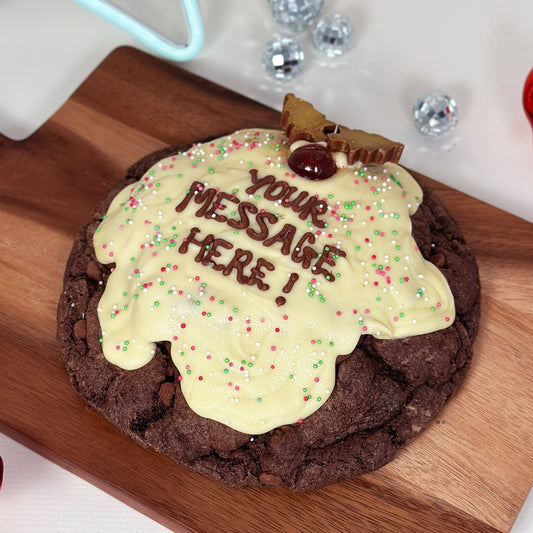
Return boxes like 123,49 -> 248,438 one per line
0,47 -> 532,533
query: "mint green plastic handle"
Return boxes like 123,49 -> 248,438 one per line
74,0 -> 204,62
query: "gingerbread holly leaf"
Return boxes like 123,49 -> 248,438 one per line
281,93 -> 336,144
327,125 -> 404,165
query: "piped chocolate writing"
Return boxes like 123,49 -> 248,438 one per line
175,169 -> 345,301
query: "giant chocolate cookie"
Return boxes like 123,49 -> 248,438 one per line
57,138 -> 480,492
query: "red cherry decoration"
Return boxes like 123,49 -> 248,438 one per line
288,144 -> 337,180
523,67 -> 533,132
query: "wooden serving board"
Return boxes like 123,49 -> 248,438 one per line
1,47 -> 532,533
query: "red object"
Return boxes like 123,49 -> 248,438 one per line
0,456 -> 3,490
287,144 -> 336,181
523,67 -> 533,129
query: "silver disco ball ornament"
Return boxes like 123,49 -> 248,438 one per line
262,37 -> 305,81
413,92 -> 458,137
312,13 -> 354,57
268,0 -> 324,32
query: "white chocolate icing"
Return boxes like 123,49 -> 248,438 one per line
94,129 -> 454,434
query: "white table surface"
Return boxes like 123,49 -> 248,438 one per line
0,1 -> 532,531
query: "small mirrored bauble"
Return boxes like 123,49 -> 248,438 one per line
413,92 -> 458,137
268,0 -> 324,32
262,37 -> 305,81
312,13 -> 353,57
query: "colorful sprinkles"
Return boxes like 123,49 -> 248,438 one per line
94,129 -> 455,434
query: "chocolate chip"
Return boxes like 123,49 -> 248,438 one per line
73,319 -> 87,339
158,381 -> 175,407
430,252 -> 447,268
86,261 -> 103,282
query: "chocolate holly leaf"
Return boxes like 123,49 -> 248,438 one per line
327,125 -> 404,165
281,94 -> 404,165
281,93 -> 336,144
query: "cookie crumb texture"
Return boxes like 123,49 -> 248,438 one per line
57,145 -> 480,492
